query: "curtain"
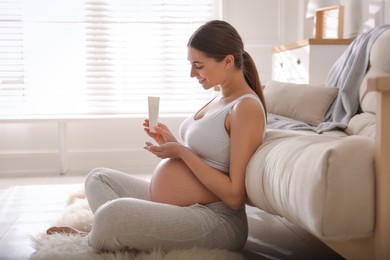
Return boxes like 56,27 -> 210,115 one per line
0,0 -> 218,116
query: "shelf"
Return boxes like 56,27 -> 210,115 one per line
272,38 -> 354,53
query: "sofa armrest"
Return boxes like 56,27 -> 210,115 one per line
367,76 -> 390,259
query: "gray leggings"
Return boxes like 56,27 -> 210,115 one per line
84,167 -> 248,252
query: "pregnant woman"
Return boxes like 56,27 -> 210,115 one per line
47,20 -> 267,252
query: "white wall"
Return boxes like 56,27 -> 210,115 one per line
222,0 -> 301,84
0,118 -> 183,177
1,0 -> 389,178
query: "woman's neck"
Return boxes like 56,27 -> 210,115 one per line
219,70 -> 251,98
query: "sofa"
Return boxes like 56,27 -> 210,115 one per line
245,26 -> 390,259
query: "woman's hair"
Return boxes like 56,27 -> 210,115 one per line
187,20 -> 266,114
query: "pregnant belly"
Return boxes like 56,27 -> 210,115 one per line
150,158 -> 219,206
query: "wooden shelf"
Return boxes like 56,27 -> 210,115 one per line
272,38 -> 354,53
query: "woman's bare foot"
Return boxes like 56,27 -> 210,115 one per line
46,226 -> 88,236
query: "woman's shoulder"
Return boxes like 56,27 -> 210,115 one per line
232,93 -> 263,112
230,93 -> 266,127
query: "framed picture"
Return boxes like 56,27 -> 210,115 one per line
315,5 -> 344,39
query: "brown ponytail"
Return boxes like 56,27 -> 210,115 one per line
243,51 -> 267,115
188,20 -> 267,115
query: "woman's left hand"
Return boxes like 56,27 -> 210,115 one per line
143,141 -> 185,159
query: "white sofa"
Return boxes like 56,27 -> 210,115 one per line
246,27 -> 390,259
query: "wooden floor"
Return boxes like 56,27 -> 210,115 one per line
0,175 -> 343,260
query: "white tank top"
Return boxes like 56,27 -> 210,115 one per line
179,94 -> 266,173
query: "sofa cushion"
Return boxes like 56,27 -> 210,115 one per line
346,112 -> 376,137
264,81 -> 338,126
246,130 -> 375,241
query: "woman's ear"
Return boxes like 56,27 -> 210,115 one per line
224,55 -> 235,69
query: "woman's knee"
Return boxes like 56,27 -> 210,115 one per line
85,167 -> 107,181
84,167 -> 107,190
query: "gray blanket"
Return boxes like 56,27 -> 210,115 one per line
268,24 -> 390,133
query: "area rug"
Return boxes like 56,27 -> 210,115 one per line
30,189 -> 245,260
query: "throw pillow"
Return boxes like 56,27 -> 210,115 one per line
264,80 -> 338,126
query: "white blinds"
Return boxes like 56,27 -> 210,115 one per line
0,1 -> 24,114
0,0 -> 217,116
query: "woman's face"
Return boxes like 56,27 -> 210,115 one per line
187,47 -> 226,90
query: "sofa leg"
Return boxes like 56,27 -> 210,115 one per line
368,77 -> 390,259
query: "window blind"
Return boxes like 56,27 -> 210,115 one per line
0,0 -> 218,116
0,0 -> 24,115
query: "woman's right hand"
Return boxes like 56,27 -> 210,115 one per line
143,119 -> 178,145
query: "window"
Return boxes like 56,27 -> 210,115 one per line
0,0 -> 219,116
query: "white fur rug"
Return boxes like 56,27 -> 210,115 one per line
30,190 -> 245,260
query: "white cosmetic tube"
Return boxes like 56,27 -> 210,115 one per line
148,96 -> 160,133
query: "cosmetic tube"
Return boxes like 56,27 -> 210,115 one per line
148,96 -> 160,133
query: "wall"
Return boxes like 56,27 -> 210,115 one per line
223,0 -> 301,84
0,118 -> 183,177
0,0 -> 388,178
